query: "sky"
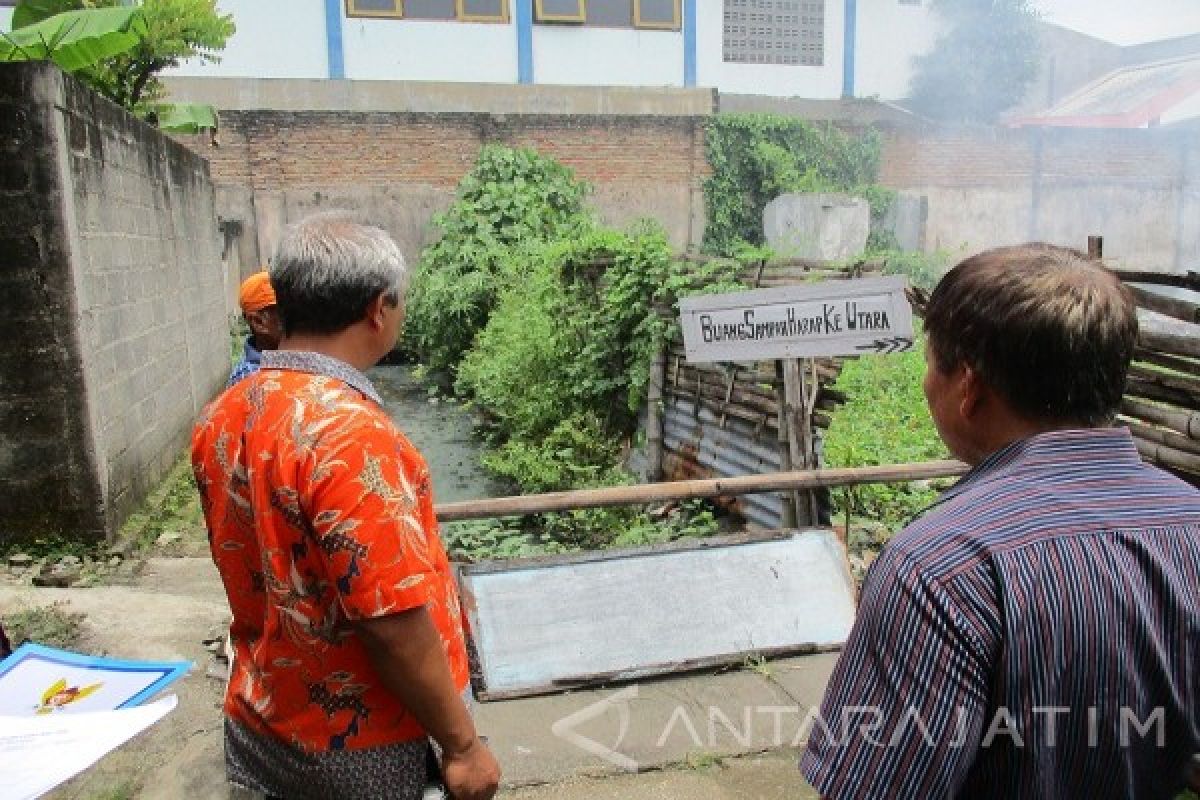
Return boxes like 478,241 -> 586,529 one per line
1035,0 -> 1200,45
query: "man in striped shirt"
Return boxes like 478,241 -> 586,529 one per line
802,244 -> 1200,798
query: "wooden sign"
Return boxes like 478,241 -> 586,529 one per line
678,276 -> 915,363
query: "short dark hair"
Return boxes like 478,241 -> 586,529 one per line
270,212 -> 408,336
924,243 -> 1138,427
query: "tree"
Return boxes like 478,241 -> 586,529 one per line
9,0 -> 234,112
906,0 -> 1040,124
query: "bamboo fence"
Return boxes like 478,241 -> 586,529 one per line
652,255 -> 885,524
1112,268 -> 1200,483
907,256 -> 1200,485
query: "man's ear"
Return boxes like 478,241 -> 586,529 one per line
366,291 -> 388,330
959,364 -> 985,420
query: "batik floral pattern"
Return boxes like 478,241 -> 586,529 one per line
192,369 -> 469,753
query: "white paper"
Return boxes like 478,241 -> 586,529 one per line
0,644 -> 189,717
0,694 -> 177,800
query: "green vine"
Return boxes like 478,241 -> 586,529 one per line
702,113 -> 888,255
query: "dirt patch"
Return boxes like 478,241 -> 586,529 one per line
0,558 -> 230,800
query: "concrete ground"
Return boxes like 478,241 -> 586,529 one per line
0,557 -> 835,799
508,752 -> 820,799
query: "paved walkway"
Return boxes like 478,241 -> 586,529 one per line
2,557 -> 834,799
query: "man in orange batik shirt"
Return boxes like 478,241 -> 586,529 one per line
192,212 -> 499,800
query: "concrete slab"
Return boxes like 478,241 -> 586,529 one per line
508,751 -> 820,799
763,193 -> 870,261
475,652 -> 839,786
1,556 -> 841,798
162,77 -> 717,117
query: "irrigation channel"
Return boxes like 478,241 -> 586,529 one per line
369,364 -> 504,505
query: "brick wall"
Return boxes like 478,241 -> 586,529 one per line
0,63 -> 227,547
172,82 -> 1198,274
180,110 -> 708,272
879,125 -> 1200,269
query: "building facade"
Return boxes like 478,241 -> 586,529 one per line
0,0 -> 941,101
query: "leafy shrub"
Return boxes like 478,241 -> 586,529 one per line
413,148 -> 741,559
453,225 -> 744,489
456,223 -> 742,492
442,500 -> 722,563
823,336 -> 948,534
481,414 -> 623,494
877,248 -> 953,290
704,114 -> 884,254
404,146 -> 591,374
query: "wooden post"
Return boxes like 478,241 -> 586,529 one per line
645,345 -> 666,482
804,358 -> 823,524
1088,235 -> 1104,260
774,360 -> 798,528
783,360 -> 818,526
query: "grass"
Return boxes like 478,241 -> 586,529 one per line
1,533 -> 97,562
116,455 -> 206,553
3,603 -> 86,650
823,336 -> 948,543
682,751 -> 726,771
743,654 -> 774,680
86,781 -> 138,800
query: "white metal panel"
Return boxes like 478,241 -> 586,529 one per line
343,16 -> 518,83
463,530 -> 856,698
167,0 -> 329,79
533,25 -> 684,87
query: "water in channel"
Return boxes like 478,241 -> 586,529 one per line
369,364 -> 505,506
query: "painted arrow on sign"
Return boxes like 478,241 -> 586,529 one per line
855,337 -> 914,354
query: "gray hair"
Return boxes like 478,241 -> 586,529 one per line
269,211 -> 408,336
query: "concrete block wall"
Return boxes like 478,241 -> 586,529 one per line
0,64 -> 106,545
880,125 -> 1200,270
0,63 -> 227,547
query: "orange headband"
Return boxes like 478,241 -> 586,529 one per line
238,271 -> 277,314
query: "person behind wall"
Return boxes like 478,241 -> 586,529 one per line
192,212 -> 500,800
801,244 -> 1200,799
228,270 -> 283,387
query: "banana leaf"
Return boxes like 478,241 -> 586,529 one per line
0,7 -> 148,72
12,0 -> 86,31
151,102 -> 218,134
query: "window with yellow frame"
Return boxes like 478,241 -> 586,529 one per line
634,0 -> 681,30
533,0 -> 681,29
534,0 -> 585,23
345,0 -> 509,22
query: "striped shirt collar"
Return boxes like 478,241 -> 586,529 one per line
942,426 -> 1141,505
906,427 -> 1143,529
261,349 -> 383,406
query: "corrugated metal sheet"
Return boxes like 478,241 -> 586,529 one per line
652,259 -> 868,527
663,398 -> 785,529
